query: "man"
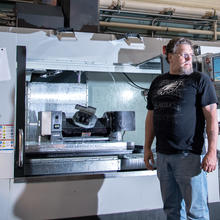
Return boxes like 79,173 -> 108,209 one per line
144,37 -> 218,220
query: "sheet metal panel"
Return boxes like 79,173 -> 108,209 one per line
24,156 -> 121,175
26,82 -> 87,142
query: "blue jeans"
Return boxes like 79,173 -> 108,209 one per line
157,152 -> 209,220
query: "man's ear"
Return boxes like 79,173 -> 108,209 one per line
167,53 -> 172,64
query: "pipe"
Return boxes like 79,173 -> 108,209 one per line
100,0 -> 118,8
100,0 -> 220,18
100,8 -> 219,23
100,21 -> 220,37
214,21 -> 218,40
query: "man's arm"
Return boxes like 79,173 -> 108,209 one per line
144,110 -> 155,170
202,103 -> 218,172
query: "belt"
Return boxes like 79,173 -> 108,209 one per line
175,149 -> 193,154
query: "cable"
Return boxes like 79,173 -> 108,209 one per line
122,131 -> 126,140
122,72 -> 149,103
108,72 -> 116,84
122,72 -> 148,90
127,81 -> 139,89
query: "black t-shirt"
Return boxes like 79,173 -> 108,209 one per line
147,71 -> 218,155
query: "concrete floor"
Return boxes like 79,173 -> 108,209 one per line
63,203 -> 220,220
63,157 -> 220,220
64,170 -> 220,220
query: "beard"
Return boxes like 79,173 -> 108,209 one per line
179,64 -> 193,75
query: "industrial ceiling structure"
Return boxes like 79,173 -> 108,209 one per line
1,0 -> 220,41
99,0 -> 220,41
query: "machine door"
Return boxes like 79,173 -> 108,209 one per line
14,46 -> 26,177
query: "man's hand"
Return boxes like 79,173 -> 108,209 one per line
202,104 -> 218,173
144,149 -> 155,170
201,151 -> 217,173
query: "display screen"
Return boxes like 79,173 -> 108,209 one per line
213,56 -> 220,81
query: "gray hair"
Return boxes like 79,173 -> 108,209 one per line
165,37 -> 193,63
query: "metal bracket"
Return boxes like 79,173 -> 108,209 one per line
47,28 -> 77,41
124,33 -> 143,45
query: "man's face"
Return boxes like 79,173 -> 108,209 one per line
168,44 -> 194,75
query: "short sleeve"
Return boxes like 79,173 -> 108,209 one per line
198,73 -> 218,107
147,78 -> 157,110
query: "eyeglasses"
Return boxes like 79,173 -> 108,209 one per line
174,53 -> 194,59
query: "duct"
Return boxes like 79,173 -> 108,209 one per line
100,0 -> 118,8
100,21 -> 220,38
138,0 -> 220,11
100,0 -> 220,19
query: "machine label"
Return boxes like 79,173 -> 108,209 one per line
0,124 -> 14,150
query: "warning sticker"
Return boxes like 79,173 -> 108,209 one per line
0,124 -> 14,150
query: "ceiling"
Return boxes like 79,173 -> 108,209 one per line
99,0 -> 220,41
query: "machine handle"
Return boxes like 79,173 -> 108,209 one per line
18,129 -> 24,167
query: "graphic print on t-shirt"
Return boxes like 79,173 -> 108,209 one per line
152,79 -> 185,113
157,80 -> 183,96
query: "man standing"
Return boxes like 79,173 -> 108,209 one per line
144,37 -> 218,220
